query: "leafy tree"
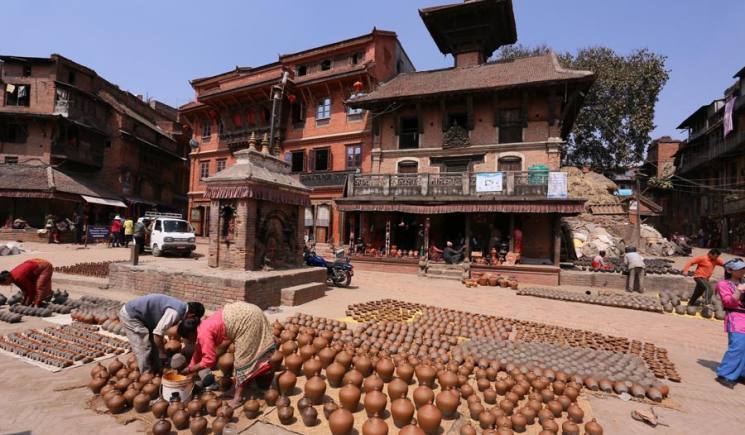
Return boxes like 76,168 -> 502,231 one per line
494,44 -> 669,174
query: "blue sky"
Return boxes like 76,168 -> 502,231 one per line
3,0 -> 743,138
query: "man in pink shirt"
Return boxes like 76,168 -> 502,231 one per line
715,258 -> 745,388
183,309 -> 229,373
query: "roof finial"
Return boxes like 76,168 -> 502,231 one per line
260,132 -> 270,154
248,131 -> 257,150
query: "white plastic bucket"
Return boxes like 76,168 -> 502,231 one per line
160,372 -> 193,402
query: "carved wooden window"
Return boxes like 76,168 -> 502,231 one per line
397,161 -> 418,174
346,144 -> 362,169
498,156 -> 522,171
398,117 -> 419,149
291,151 -> 305,173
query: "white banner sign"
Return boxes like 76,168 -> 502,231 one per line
547,172 -> 568,198
475,172 -> 503,193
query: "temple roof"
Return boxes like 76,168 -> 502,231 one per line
419,0 -> 517,58
349,53 -> 593,106
205,149 -> 309,192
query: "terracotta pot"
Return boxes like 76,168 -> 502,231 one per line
413,385 -> 435,409
305,376 -> 327,405
343,369 -> 364,389
319,347 -> 337,368
339,384 -> 361,412
89,376 -> 108,394
187,396 -> 203,417
585,418 -> 604,435
284,353 -> 303,375
133,392 -> 150,413
387,378 -> 408,400
326,362 -> 346,388
323,401 -> 339,420
244,399 -> 260,419
391,398 -> 415,428
172,409 -> 190,430
301,406 -> 319,427
212,416 -> 228,435
567,404 -> 584,424
354,356 -> 373,377
399,425 -> 426,435
189,415 -> 208,435
278,370 -> 297,396
396,364 -> 415,384
417,403 -> 442,435
363,375 -> 385,393
562,421 -> 580,435
152,397 -> 168,418
415,365 -> 436,387
435,390 -> 459,419
362,417 -> 389,435
328,409 -> 355,435
205,398 -> 221,417
106,394 -> 127,413
364,390 -> 387,418
218,402 -> 234,420
278,406 -> 294,425
264,389 -> 279,406
375,358 -> 395,382
152,418 -> 171,435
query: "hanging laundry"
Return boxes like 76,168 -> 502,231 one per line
724,96 -> 736,136
5,83 -> 15,93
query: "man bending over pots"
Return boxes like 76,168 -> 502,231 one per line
118,293 -> 204,373
180,301 -> 275,408
0,258 -> 54,307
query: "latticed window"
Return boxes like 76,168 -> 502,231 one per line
200,161 -> 210,179
316,98 -> 331,120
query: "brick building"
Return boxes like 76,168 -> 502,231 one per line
339,0 -> 595,282
0,54 -> 189,231
641,136 -> 681,231
672,65 -> 745,250
180,30 -> 413,241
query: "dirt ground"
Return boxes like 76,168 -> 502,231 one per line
0,243 -> 743,434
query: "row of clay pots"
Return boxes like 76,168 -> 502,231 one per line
517,287 -> 663,313
54,261 -> 114,278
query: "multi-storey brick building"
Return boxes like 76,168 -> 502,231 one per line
0,54 -> 188,230
180,30 -> 413,241
672,65 -> 745,249
340,0 -> 595,282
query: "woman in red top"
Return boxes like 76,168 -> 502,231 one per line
110,217 -> 122,247
0,258 -> 54,306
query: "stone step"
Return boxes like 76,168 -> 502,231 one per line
280,282 -> 327,306
424,273 -> 462,281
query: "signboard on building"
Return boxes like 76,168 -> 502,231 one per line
547,172 -> 568,199
475,172 -> 503,193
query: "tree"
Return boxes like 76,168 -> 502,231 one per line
494,44 -> 669,174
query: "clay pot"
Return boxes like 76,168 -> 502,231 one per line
122,388 -> 137,406
339,384 -> 361,412
585,418 -> 604,435
484,389 -> 497,404
436,390 -> 459,419
278,370 -> 297,396
335,350 -> 353,369
106,394 -> 127,413
355,356 -> 373,377
89,376 -> 108,394
277,396 -> 291,408
564,386 -> 579,401
305,376 -> 327,405
278,406 -> 294,425
547,400 -> 562,418
413,385 -> 435,408
511,413 -> 527,432
187,397 -> 203,417
319,347 -> 337,368
328,409 -> 355,435
189,415 -> 208,435
376,358 -> 395,382
301,406 -> 319,427
460,423 -> 478,435
303,358 -> 322,378
362,417 -> 389,435
567,404 -> 584,424
143,383 -> 158,400
542,419 -> 559,433
499,400 -> 514,416
417,403 -> 443,434
326,362 -> 346,387
438,371 -> 458,391
415,365 -> 436,387
399,425 -> 426,435
364,390 -> 388,417
364,375 -> 385,393
108,359 -> 124,376
479,410 -> 496,429
557,395 -> 571,412
460,384 -> 475,399
388,378 -> 408,400
469,402 -> 484,420
397,363 -> 415,384
173,409 -> 190,430
323,401 -> 339,420
561,421 -> 580,435
206,398 -> 221,417
391,398 -> 415,427
212,416 -> 228,435
218,353 -> 234,374
218,402 -> 234,420
343,369 -> 364,389
285,353 -> 303,375
133,392 -> 150,413
244,399 -> 261,419
152,397 -> 169,418
152,418 -> 172,435
264,389 -> 279,406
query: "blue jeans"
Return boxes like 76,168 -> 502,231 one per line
717,331 -> 745,381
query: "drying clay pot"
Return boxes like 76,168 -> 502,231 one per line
152,418 -> 172,435
278,406 -> 294,425
364,390 -> 388,418
391,398 -> 415,428
328,409 -> 355,435
278,370 -> 297,396
435,390 -> 459,419
244,399 -> 261,419
362,416 -> 389,435
189,415 -> 208,435
339,384 -> 361,412
417,403 -> 443,434
301,406 -> 318,427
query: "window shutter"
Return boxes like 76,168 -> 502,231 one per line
327,148 -> 333,171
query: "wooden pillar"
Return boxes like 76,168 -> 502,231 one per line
312,204 -> 317,242
553,214 -> 561,266
385,218 -> 391,256
424,217 -> 431,257
509,214 -> 515,252
464,214 -> 471,260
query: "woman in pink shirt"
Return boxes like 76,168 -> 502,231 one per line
715,258 -> 745,388
184,309 -> 229,372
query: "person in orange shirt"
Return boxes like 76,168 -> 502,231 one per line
0,259 -> 54,307
682,249 -> 725,306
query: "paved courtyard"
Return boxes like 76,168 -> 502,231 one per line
0,243 -> 742,434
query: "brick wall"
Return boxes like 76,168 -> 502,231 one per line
109,263 -> 326,310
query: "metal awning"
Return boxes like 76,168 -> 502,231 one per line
81,195 -> 127,208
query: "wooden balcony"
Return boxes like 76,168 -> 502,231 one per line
678,130 -> 745,174
346,171 -> 549,198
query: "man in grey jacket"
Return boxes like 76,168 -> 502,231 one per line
119,293 -> 204,373
624,247 -> 646,293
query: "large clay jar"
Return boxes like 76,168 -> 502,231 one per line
269,351 -> 284,370
152,418 -> 172,435
479,410 -> 496,430
567,404 -> 584,424
438,371 -> 458,391
585,418 -> 604,435
335,351 -> 353,369
328,409 -> 355,435
108,358 -> 124,376
326,362 -> 346,387
376,358 -> 395,382
436,390 -> 459,419
264,389 -> 279,406
461,423 -> 478,435
355,356 -> 373,377
511,413 -> 527,432
305,376 -> 327,405
189,415 -> 208,435
301,406 -> 319,427
547,400 -> 562,418
89,376 -> 108,394
303,358 -> 322,378
364,375 -> 385,393
244,399 -> 261,419
339,384 -> 361,412
278,370 -> 297,396
212,415 -> 228,435
413,385 -> 435,409
324,401 -> 340,420
364,390 -> 387,417
396,363 -> 415,384
278,406 -> 294,425
400,425 -> 426,435
362,417 -> 389,435
561,421 -> 580,435
343,369 -> 364,388
173,409 -> 190,430
133,392 -> 150,413
388,378 -> 408,400
319,347 -> 337,368
152,397 -> 169,418
391,398 -> 415,428
187,396 -> 203,417
206,398 -> 221,417
285,353 -> 303,375
106,394 -> 127,413
417,403 -> 443,435
143,383 -> 159,400
415,365 -> 436,387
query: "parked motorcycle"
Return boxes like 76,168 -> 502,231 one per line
304,247 -> 354,287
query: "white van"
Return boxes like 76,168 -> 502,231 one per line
137,213 -> 196,257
